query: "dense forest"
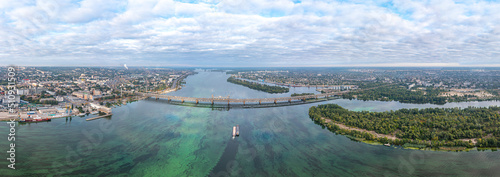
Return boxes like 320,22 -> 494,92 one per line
227,77 -> 289,93
309,104 -> 500,148
342,85 -> 447,104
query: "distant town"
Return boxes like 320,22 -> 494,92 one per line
0,67 -> 193,121
228,68 -> 500,104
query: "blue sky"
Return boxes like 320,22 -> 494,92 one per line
0,0 -> 499,67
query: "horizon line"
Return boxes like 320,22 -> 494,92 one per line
3,63 -> 500,68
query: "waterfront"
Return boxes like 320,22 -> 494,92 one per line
2,71 -> 500,176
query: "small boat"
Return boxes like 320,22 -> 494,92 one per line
78,113 -> 86,116
232,126 -> 236,138
236,125 -> 240,136
91,111 -> 99,115
384,143 -> 391,147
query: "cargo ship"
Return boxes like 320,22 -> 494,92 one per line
236,125 -> 240,136
19,115 -> 51,123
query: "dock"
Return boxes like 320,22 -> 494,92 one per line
86,114 -> 113,121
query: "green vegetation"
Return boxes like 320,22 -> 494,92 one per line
77,106 -> 84,113
227,77 -> 289,93
40,100 -> 59,105
343,85 -> 447,104
343,85 -> 499,104
291,93 -> 315,97
309,104 -> 500,149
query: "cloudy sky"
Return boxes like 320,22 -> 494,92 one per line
1,0 -> 499,67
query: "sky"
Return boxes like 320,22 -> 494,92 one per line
0,0 -> 499,67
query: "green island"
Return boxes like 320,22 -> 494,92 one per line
342,84 -> 500,105
309,104 -> 500,150
227,77 -> 289,93
291,93 -> 315,97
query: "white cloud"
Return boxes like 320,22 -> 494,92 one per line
0,0 -> 499,66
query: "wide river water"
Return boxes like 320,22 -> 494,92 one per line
2,71 -> 500,176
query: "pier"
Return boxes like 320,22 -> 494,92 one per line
86,114 -> 113,121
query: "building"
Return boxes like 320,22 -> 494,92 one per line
30,87 -> 43,94
73,91 -> 92,100
56,108 -> 67,114
38,108 -> 58,114
93,90 -> 102,95
17,89 -> 30,95
90,94 -> 102,100
72,92 -> 84,98
56,96 -> 64,102
89,103 -> 112,114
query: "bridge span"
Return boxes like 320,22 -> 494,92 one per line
132,91 -> 345,105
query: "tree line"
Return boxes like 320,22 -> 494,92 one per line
309,104 -> 500,148
342,85 -> 447,104
227,77 -> 289,93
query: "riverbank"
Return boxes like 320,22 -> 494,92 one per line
0,111 -> 79,121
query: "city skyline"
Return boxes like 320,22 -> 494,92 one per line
1,0 -> 499,67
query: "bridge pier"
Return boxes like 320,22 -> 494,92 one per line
288,98 -> 291,103
211,100 -> 214,105
243,100 -> 245,105
181,99 -> 184,103
274,99 -> 277,104
259,100 -> 261,104
228,100 -> 230,106
196,99 -> 199,104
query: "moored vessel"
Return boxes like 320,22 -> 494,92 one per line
19,115 -> 51,123
236,125 -> 239,136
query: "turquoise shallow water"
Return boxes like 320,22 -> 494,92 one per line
1,71 -> 500,176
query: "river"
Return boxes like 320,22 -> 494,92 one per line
1,71 -> 500,176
